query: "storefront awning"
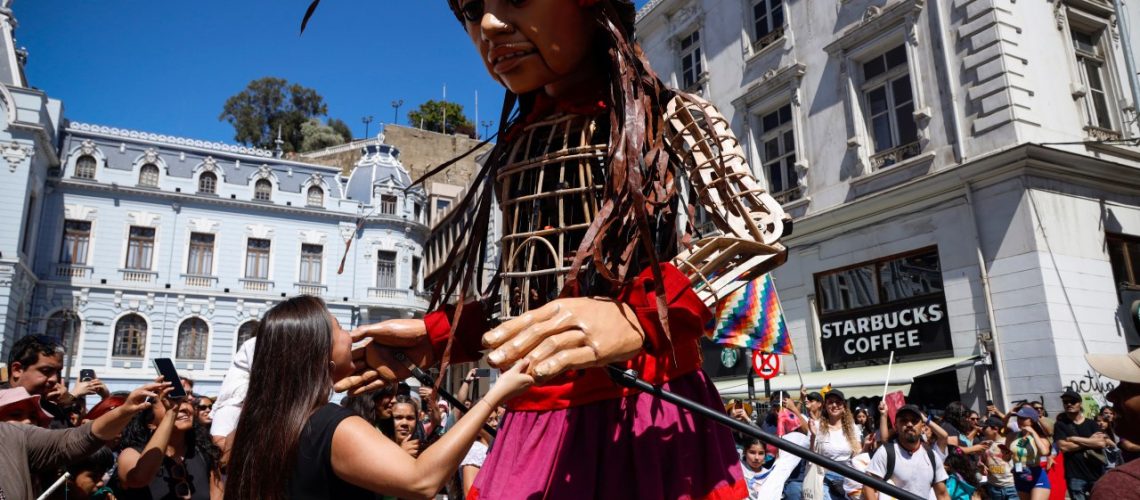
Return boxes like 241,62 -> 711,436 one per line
713,355 -> 978,399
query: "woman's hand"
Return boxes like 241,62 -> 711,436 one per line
484,360 -> 535,406
333,319 -> 433,395
482,298 -> 645,382
399,436 -> 421,458
121,382 -> 170,415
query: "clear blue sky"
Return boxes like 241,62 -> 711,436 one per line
16,1 -> 646,143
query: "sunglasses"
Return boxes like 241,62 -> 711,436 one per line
197,404 -> 213,411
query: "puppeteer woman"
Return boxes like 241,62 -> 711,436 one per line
339,0 -> 791,497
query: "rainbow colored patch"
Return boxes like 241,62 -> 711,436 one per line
710,273 -> 793,354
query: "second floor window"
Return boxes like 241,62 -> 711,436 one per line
198,172 -> 217,194
60,220 -> 91,265
125,226 -> 155,270
245,238 -> 271,279
139,164 -> 160,187
411,256 -> 421,290
75,155 -> 96,179
1108,233 -> 1140,288
187,232 -> 215,276
1072,28 -> 1114,131
255,179 -> 273,201
753,0 -> 785,47
307,186 -> 324,207
680,31 -> 703,90
377,250 -> 397,288
299,244 -> 323,284
862,44 -> 917,158
759,104 -> 799,202
380,194 -> 398,215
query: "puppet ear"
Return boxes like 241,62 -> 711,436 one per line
300,0 -> 321,35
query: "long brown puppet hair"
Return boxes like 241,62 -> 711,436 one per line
422,0 -> 685,370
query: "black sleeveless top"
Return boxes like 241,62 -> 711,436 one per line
287,404 -> 374,500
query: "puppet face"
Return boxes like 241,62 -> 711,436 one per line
458,0 -> 599,95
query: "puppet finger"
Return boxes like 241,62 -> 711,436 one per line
486,309 -> 576,367
482,302 -> 561,348
523,330 -> 588,368
531,346 -> 599,382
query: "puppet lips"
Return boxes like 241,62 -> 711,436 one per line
490,46 -> 537,74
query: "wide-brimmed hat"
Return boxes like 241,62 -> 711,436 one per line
0,387 -> 52,424
1086,348 -> 1140,384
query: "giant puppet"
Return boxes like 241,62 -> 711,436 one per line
333,0 -> 790,497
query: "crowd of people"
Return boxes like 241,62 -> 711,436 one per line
1,301 -> 1137,500
728,349 -> 1140,500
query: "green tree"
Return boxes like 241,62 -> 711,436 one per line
300,118 -> 348,152
407,100 -> 473,135
327,118 -> 354,143
219,77 -> 328,153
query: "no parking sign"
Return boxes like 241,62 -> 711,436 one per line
752,351 -> 780,380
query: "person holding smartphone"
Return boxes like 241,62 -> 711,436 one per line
224,295 -> 534,500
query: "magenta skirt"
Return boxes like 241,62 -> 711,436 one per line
469,370 -> 747,500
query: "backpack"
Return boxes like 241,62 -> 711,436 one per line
883,441 -> 938,486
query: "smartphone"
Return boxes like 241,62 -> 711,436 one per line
474,368 -> 493,377
80,369 -> 96,382
986,400 -> 994,407
397,382 -> 412,397
152,358 -> 188,399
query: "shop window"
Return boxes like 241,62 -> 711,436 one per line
679,30 -> 703,90
759,104 -> 800,203
177,317 -> 209,360
861,44 -> 918,169
139,163 -> 160,187
75,155 -> 96,179
816,247 -> 942,314
113,314 -> 147,358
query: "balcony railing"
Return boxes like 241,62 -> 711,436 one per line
869,141 -> 921,170
181,274 -> 218,288
53,264 -> 92,279
368,287 -> 411,300
119,269 -> 158,283
1085,125 -> 1123,142
772,186 -> 804,205
240,278 -> 274,292
295,283 -> 327,296
752,27 -> 785,53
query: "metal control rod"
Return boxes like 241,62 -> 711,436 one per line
605,365 -> 924,500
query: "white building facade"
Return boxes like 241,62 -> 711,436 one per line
638,0 -> 1140,413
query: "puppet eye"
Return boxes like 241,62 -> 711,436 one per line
460,0 -> 484,22
508,0 -> 528,5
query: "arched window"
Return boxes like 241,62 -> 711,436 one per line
307,186 -> 324,207
113,314 -> 147,357
75,155 -> 96,179
254,179 -> 272,201
177,317 -> 209,360
198,172 -> 217,194
45,310 -> 79,346
139,163 -> 160,187
235,320 -> 258,351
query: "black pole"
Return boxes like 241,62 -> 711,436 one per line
606,366 -> 924,500
394,351 -> 497,437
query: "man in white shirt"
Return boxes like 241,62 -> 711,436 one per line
864,404 -> 950,500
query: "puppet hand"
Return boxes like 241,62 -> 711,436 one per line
482,298 -> 645,382
332,319 -> 433,395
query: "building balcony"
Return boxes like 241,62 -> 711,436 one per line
295,282 -> 327,296
181,274 -> 218,288
1085,125 -> 1122,142
53,264 -> 92,279
772,186 -> 804,205
366,287 -> 430,310
119,269 -> 158,283
240,278 -> 274,293
869,141 -> 921,170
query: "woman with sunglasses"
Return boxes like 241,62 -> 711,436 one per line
114,382 -> 222,499
811,390 -> 862,500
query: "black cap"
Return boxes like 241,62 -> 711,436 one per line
895,404 -> 922,421
1060,389 -> 1082,403
806,392 -> 823,402
824,389 -> 846,402
983,416 -> 1005,429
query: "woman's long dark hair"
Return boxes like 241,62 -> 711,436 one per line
429,0 -> 681,367
118,407 -> 221,475
224,295 -> 335,500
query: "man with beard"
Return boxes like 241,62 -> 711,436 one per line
864,404 -> 950,500
1088,348 -> 1140,497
